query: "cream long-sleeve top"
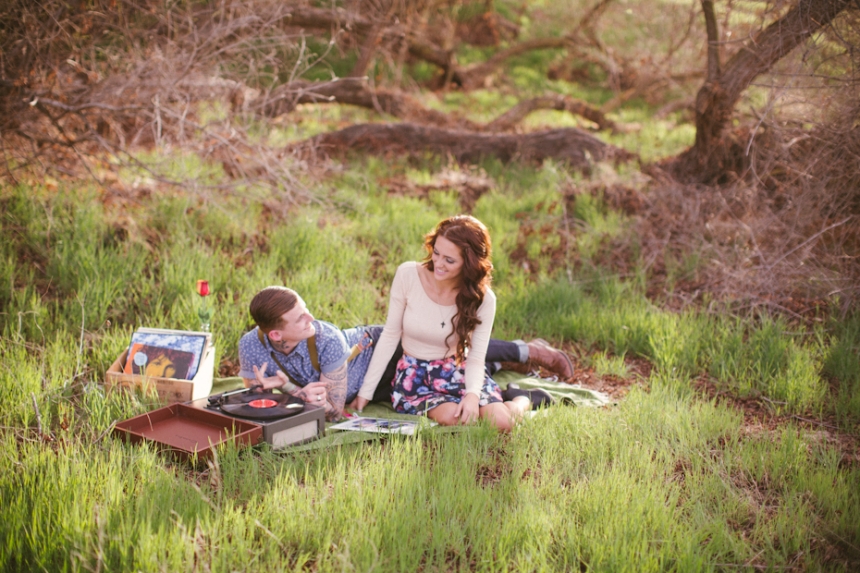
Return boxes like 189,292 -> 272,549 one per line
358,261 -> 496,400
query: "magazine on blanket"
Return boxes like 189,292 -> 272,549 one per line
329,416 -> 436,436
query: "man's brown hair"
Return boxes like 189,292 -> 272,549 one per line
249,287 -> 299,332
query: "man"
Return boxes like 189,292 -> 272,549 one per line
238,286 -> 573,421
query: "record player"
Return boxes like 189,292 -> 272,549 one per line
192,386 -> 326,449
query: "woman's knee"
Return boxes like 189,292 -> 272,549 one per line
427,403 -> 460,426
480,403 -> 516,432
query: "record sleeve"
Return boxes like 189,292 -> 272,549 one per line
123,330 -> 209,380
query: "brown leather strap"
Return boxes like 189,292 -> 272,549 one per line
257,327 -> 365,380
256,328 -> 302,392
306,333 -> 320,371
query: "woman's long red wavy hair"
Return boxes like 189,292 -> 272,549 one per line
422,215 -> 493,361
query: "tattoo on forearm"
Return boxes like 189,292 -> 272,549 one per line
323,364 -> 348,421
326,364 -> 348,382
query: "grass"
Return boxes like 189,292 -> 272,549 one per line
589,350 -> 633,379
1,159 -> 859,571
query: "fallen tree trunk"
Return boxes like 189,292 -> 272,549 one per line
291,123 -> 632,167
259,79 -> 619,133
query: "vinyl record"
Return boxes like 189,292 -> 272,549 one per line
219,391 -> 306,420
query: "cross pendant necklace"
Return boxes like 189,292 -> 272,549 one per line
430,276 -> 452,330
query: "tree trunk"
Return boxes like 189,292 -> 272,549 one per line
679,0 -> 852,182
258,79 -> 463,127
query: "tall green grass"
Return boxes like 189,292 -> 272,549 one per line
4,386 -> 857,571
1,168 -> 854,418
824,312 -> 860,425
1,162 -> 859,571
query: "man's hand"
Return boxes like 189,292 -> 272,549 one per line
292,381 -> 328,406
295,381 -> 336,421
453,392 -> 480,425
246,361 -> 346,423
249,363 -> 290,391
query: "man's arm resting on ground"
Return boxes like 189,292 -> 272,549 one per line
319,363 -> 348,422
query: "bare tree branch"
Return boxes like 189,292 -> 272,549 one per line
456,37 -> 572,89
485,95 -> 617,132
701,0 -> 721,83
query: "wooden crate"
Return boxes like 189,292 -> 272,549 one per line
105,345 -> 215,403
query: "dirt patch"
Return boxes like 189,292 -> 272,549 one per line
693,377 -> 860,467
552,347 -> 860,466
566,356 -> 651,401
384,166 -> 494,213
218,357 -> 241,378
539,345 -> 652,401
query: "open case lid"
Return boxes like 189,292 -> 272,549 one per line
113,403 -> 262,461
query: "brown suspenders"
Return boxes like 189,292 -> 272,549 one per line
257,328 -> 367,388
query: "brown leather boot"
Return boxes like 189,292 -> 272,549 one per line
527,339 -> 574,379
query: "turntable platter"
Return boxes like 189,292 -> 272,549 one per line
219,391 -> 306,420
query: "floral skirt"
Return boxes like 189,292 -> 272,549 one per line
391,354 -> 503,415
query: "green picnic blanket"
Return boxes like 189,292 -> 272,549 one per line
211,370 -> 613,452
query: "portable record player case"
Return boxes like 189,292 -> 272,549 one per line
244,403 -> 325,448
188,395 -> 326,449
112,403 -> 262,461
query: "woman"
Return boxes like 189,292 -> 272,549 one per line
351,215 -> 544,431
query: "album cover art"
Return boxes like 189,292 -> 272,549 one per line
123,331 -> 209,380
123,343 -> 196,379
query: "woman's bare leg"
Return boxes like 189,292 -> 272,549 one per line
479,397 -> 530,432
428,397 -> 530,430
426,402 -> 462,426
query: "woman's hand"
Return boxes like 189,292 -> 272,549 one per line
348,396 -> 369,412
454,392 -> 480,425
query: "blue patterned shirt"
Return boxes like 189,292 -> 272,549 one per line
238,320 -> 374,402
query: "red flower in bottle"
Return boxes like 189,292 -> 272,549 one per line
196,280 -> 212,331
